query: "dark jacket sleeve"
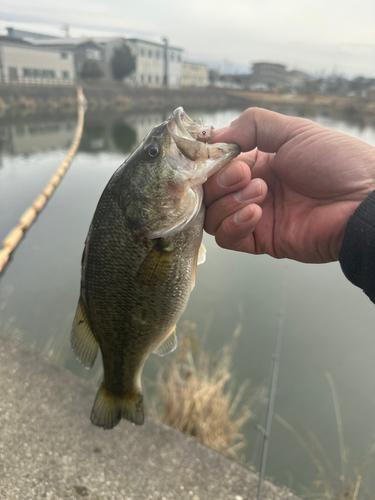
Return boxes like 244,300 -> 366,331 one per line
339,190 -> 375,303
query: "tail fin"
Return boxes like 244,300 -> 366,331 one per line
90,383 -> 144,429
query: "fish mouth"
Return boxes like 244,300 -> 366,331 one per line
167,107 -> 240,185
172,107 -> 200,140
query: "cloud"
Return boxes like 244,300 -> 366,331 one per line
1,0 -> 374,76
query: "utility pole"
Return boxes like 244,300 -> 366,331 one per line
163,37 -> 169,88
62,24 -> 70,38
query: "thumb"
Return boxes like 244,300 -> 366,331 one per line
211,107 -> 309,154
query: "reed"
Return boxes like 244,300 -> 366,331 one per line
151,321 -> 266,462
274,372 -> 374,500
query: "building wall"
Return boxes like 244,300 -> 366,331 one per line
250,62 -> 287,89
168,48 -> 183,88
126,40 -> 164,87
181,63 -> 208,87
74,43 -> 104,78
96,39 -> 126,80
125,40 -> 182,88
0,43 -> 75,82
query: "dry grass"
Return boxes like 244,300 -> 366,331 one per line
151,321 -> 265,462
274,373 -> 375,500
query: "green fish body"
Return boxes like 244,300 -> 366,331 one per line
71,108 -> 239,429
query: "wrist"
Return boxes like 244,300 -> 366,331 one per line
339,190 -> 375,301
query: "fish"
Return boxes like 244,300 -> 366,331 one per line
71,107 -> 240,429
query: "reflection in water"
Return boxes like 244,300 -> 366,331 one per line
0,118 -> 76,155
1,108 -> 375,495
111,122 -> 137,153
79,123 -> 108,152
1,106 -> 373,158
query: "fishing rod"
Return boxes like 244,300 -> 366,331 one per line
256,271 -> 286,500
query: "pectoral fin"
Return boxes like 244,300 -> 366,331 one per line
197,243 -> 206,265
71,298 -> 99,368
153,326 -> 177,356
191,243 -> 206,291
137,245 -> 172,286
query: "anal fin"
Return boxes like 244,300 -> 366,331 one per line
71,298 -> 99,369
153,326 -> 177,357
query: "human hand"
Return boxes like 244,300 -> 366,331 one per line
204,108 -> 375,263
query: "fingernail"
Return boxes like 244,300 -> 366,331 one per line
234,179 -> 261,202
234,204 -> 254,224
218,164 -> 243,187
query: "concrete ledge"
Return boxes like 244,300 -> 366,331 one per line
0,334 -> 299,500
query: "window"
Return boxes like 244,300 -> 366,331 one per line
140,48 -> 145,57
177,54 -> 181,62
62,71 -> 70,79
155,75 -> 159,84
140,75 -> 144,83
155,50 -> 160,59
61,52 -> 68,59
86,48 -> 101,60
148,50 -> 152,58
9,67 -> 18,80
23,68 -> 31,77
148,75 -> 152,83
170,52 -> 175,62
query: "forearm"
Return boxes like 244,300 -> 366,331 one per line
339,190 -> 375,303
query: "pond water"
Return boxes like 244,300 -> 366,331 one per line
1,105 -> 375,497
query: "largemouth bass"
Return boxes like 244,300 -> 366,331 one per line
71,107 -> 239,429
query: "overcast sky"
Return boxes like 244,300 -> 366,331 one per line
1,0 -> 375,77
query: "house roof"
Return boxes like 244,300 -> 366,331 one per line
127,38 -> 183,51
0,36 -> 69,53
32,38 -> 101,48
0,35 -> 32,46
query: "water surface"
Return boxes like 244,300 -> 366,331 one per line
1,107 -> 375,496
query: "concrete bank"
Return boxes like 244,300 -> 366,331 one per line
0,83 -> 247,115
0,333 -> 300,500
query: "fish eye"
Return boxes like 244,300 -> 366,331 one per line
147,145 -> 160,158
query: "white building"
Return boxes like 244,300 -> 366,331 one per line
181,62 -> 209,87
168,45 -> 183,87
2,28 -> 184,87
0,36 -> 75,83
32,38 -> 104,80
126,38 -> 183,87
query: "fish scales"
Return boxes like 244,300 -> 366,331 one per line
71,107 -> 239,428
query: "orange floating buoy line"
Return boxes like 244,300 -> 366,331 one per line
0,87 -> 87,275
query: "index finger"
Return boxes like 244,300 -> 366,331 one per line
211,107 -> 312,153
203,151 -> 257,207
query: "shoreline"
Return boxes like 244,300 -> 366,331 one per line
0,83 -> 374,125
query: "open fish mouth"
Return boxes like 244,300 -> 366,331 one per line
169,107 -> 214,142
166,107 -> 240,184
170,107 -> 202,140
